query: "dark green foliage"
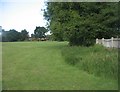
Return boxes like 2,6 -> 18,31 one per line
2,29 -> 21,42
2,29 -> 29,42
44,2 -> 119,46
31,34 -> 34,38
20,29 -> 29,41
61,45 -> 118,79
34,26 -> 48,39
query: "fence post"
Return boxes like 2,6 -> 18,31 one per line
111,37 -> 114,48
96,38 -> 98,44
102,38 -> 104,46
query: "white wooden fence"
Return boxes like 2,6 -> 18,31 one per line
96,37 -> 120,48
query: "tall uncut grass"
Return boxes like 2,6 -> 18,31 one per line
61,44 -> 118,79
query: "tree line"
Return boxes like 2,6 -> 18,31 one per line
1,26 -> 48,42
1,29 -> 29,42
44,2 -> 119,46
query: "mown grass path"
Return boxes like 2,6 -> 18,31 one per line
2,42 -> 118,90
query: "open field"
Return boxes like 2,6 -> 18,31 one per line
2,41 -> 118,90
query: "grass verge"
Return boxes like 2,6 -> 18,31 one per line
61,44 -> 118,79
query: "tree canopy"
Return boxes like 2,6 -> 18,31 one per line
1,29 -> 29,42
20,29 -> 29,41
34,26 -> 48,39
44,2 -> 119,46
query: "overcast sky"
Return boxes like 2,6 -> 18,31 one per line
0,0 -> 48,36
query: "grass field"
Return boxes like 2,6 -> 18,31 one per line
2,41 -> 118,90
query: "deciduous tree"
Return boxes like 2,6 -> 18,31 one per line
34,26 -> 48,39
44,2 -> 119,46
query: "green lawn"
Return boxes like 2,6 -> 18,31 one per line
2,41 -> 118,90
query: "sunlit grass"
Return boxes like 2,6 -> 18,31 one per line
2,41 -> 118,90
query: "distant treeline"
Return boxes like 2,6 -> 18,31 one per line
0,26 -> 49,42
1,29 -> 29,42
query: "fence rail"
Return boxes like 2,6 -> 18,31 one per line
96,37 -> 120,48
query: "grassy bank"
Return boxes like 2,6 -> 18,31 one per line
62,44 -> 118,79
2,42 -> 118,90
